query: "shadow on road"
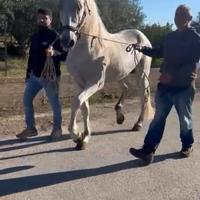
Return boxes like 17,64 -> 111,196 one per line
0,147 -> 75,161
0,166 -> 35,175
0,135 -> 71,152
0,152 -> 183,197
93,128 -> 133,136
0,129 -> 133,153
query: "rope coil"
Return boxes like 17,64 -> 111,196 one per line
40,55 -> 58,90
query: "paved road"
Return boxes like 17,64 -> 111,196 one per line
1,94 -> 200,200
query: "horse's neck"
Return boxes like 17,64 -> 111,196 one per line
82,0 -> 109,38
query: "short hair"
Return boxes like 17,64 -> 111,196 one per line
176,5 -> 192,20
37,8 -> 52,18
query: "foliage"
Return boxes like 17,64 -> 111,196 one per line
141,23 -> 173,46
0,0 -> 146,56
0,0 -> 59,55
191,12 -> 200,33
96,0 -> 145,32
140,23 -> 173,68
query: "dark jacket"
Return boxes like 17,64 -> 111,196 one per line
26,27 -> 67,79
140,26 -> 200,87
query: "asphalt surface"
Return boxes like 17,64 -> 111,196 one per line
1,93 -> 200,200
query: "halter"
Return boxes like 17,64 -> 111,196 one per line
60,0 -> 91,38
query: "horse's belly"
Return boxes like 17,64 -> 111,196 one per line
105,59 -> 135,82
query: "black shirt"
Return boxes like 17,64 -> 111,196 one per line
26,27 -> 67,78
141,27 -> 200,86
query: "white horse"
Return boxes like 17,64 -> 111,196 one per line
59,0 -> 154,150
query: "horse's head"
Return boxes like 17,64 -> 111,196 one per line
59,0 -> 90,49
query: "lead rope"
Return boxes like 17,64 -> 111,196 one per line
40,55 -> 59,91
39,34 -> 61,90
126,44 -> 151,91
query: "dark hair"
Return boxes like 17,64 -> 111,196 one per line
37,8 -> 52,18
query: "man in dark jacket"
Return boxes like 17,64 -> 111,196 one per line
16,8 -> 67,140
129,5 -> 200,165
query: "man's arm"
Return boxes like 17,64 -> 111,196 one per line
138,45 -> 164,58
26,42 -> 33,80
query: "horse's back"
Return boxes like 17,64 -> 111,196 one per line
104,29 -> 151,82
114,29 -> 151,47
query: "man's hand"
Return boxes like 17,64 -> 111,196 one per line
126,43 -> 143,54
132,43 -> 143,51
46,46 -> 54,57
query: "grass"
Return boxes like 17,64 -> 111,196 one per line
0,57 -> 27,78
0,57 -> 68,79
0,56 -> 119,108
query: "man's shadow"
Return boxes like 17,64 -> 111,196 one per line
0,151 -> 184,197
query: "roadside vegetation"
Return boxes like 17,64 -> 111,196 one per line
0,0 -> 199,78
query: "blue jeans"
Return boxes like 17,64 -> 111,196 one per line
143,83 -> 195,152
23,74 -> 62,130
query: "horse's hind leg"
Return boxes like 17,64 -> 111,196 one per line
115,80 -> 128,124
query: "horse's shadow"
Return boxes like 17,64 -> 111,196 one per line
0,128 -> 132,152
0,129 -> 132,160
92,128 -> 133,136
0,151 -> 184,197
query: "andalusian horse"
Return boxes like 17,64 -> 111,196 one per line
59,0 -> 154,150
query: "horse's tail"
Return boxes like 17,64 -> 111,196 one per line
135,31 -> 154,120
144,83 -> 154,120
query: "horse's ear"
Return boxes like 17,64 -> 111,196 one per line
77,0 -> 82,10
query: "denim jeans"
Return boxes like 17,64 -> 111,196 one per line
23,74 -> 62,130
143,83 -> 195,152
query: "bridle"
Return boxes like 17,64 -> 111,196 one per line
60,0 -> 91,39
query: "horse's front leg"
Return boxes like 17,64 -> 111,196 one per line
115,80 -> 128,124
80,99 -> 91,143
68,95 -> 82,142
69,83 -> 105,150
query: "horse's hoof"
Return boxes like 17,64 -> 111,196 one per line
116,112 -> 125,124
75,141 -> 87,150
132,124 -> 142,132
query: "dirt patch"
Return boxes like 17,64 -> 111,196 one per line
0,72 -> 144,137
0,69 -> 199,137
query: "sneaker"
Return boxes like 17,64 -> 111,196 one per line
129,147 -> 154,165
180,147 -> 193,158
16,128 -> 38,139
50,129 -> 62,139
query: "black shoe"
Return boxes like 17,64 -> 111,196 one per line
180,147 -> 193,158
129,147 -> 154,165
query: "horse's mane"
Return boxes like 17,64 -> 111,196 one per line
83,0 -> 109,38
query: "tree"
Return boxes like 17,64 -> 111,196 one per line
0,0 -> 60,56
96,0 -> 145,32
191,12 -> 200,33
141,23 -> 173,46
141,23 -> 173,68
